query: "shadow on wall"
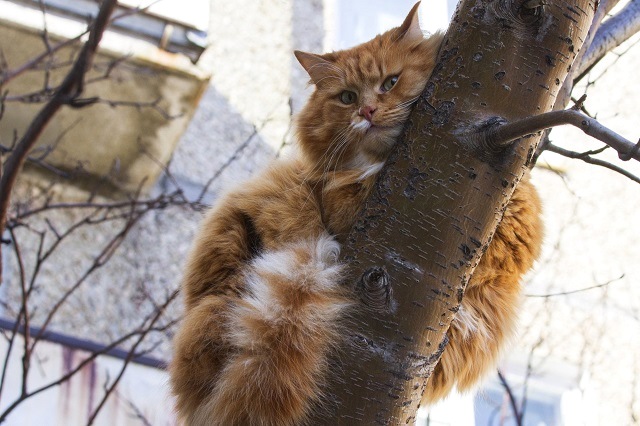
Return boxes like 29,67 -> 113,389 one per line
163,85 -> 276,206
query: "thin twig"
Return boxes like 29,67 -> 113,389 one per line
86,291 -> 177,425
526,274 -> 624,298
0,36 -> 85,89
30,208 -> 141,352
497,370 -> 523,426
6,228 -> 30,398
0,0 -> 118,236
119,394 -> 153,426
546,144 -> 640,183
0,293 -> 177,423
0,0 -> 162,88
196,125 -> 261,203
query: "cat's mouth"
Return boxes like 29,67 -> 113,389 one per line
352,120 -> 392,134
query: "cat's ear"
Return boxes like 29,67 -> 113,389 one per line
294,50 -> 340,86
398,1 -> 424,42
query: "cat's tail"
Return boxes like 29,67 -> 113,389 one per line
191,233 -> 351,426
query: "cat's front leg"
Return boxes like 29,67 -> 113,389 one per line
181,200 -> 262,308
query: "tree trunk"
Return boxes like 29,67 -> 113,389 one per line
313,0 -> 595,423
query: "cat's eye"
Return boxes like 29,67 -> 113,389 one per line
381,75 -> 399,92
339,90 -> 357,105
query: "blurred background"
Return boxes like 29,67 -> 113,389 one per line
0,0 -> 638,424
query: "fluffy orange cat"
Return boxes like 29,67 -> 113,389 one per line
170,3 -> 542,425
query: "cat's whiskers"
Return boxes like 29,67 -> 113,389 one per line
286,126 -> 349,195
309,123 -> 361,209
313,75 -> 344,87
307,61 -> 344,76
376,96 -> 420,127
323,129 -> 351,174
396,95 -> 420,109
293,126 -> 351,213
323,127 -> 354,182
329,129 -> 357,184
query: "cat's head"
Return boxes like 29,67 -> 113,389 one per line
294,2 -> 442,174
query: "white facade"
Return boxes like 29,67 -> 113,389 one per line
1,0 -> 639,425
0,333 -> 175,425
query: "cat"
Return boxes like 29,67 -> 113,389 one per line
169,3 -> 543,425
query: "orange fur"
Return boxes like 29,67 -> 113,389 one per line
169,3 -> 542,424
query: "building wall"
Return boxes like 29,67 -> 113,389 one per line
2,0 -> 639,424
0,334 -> 175,425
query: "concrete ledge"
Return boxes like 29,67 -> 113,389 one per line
0,0 -> 211,196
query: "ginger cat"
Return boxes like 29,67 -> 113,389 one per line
170,3 -> 542,425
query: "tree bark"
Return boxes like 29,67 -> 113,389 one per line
313,0 -> 596,423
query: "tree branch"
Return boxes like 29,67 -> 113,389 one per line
555,0 -> 622,108
471,108 -> 640,163
0,0 -> 118,235
0,0 -> 161,89
497,370 -> 523,426
545,143 -> 640,183
526,274 -> 624,297
575,0 -> 640,81
0,291 -> 177,423
85,291 -> 176,425
317,0 -> 595,421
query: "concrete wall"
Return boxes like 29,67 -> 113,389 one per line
2,0 -> 639,424
0,0 -> 210,193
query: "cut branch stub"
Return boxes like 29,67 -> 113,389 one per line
315,0 -> 596,423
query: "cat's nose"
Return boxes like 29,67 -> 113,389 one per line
359,105 -> 377,122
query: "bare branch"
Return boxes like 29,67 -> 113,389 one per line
0,320 -> 20,401
545,143 -> 640,183
29,209 -> 142,352
497,370 -> 523,426
0,0 -> 119,236
86,292 -> 177,425
526,274 -> 624,297
575,0 -> 640,81
0,36 -> 85,89
8,227 -> 31,398
471,108 -> 640,163
119,394 -> 153,426
0,291 -> 177,422
555,0 -> 622,108
97,97 -> 183,120
0,0 -> 162,88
